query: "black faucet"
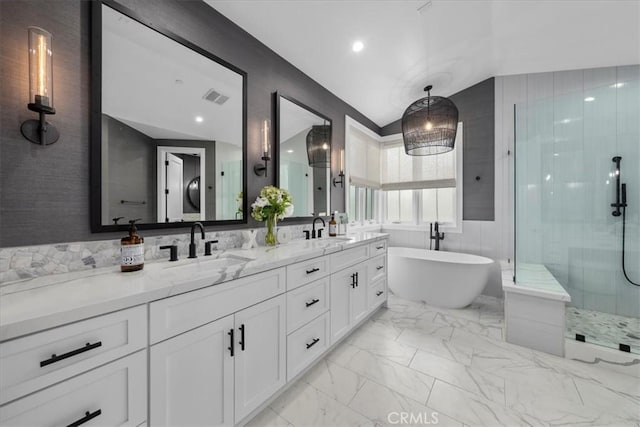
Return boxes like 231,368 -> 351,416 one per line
311,217 -> 326,239
430,222 -> 445,251
189,222 -> 205,258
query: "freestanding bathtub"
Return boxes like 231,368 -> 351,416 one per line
388,247 -> 494,308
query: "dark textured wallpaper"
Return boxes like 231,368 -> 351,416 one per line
0,0 -> 379,247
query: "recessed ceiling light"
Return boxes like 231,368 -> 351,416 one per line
611,82 -> 625,89
195,116 -> 203,123
287,150 -> 294,153
352,41 -> 364,53
584,96 -> 595,102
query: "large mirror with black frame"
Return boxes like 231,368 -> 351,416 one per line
276,94 -> 332,219
91,1 -> 246,232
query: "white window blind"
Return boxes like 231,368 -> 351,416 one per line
380,122 -> 461,191
348,127 -> 380,188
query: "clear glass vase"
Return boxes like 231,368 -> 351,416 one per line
265,215 -> 278,246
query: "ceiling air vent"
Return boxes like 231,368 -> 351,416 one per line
202,88 -> 229,105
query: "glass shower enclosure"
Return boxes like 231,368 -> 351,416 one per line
515,66 -> 639,354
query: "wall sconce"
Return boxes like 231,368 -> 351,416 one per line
21,27 -> 59,145
254,119 -> 271,176
333,149 -> 345,187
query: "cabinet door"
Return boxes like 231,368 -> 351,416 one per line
234,295 -> 286,422
350,266 -> 368,325
150,315 -> 234,427
330,268 -> 354,344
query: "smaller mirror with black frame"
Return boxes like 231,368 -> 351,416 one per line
276,94 -> 332,219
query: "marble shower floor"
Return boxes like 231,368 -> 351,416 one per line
247,295 -> 640,427
566,307 -> 640,354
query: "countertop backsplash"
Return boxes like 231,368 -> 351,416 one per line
0,224 -> 314,285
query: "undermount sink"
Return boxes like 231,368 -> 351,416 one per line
163,254 -> 254,273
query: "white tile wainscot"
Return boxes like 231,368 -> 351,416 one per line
503,263 -> 571,356
0,232 -> 388,427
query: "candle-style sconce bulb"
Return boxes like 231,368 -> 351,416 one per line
254,119 -> 271,176
21,27 -> 59,145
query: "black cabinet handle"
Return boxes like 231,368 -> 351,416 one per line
350,273 -> 356,289
376,245 -> 384,250
306,267 -> 320,275
305,298 -> 320,307
376,291 -> 384,297
376,265 -> 384,270
306,338 -> 320,349
66,409 -> 102,427
355,272 -> 359,287
239,324 -> 245,351
40,341 -> 102,368
228,329 -> 234,357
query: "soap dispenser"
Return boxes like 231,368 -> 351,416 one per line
121,219 -> 144,272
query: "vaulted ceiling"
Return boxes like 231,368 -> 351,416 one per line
206,0 -> 640,127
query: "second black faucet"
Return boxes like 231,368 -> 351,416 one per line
189,222 -> 205,258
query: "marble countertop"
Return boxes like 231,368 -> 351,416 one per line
0,232 -> 388,342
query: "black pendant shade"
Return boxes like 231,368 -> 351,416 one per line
306,124 -> 331,168
401,85 -> 458,156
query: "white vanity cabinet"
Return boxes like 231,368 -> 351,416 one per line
0,305 -> 148,426
149,268 -> 287,426
330,246 -> 371,344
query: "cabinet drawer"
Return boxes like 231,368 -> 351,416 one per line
0,350 -> 146,426
368,254 -> 386,283
0,305 -> 147,405
286,256 -> 330,291
369,239 -> 387,256
286,278 -> 329,334
287,312 -> 329,381
330,245 -> 369,273
368,278 -> 387,311
150,267 -> 285,344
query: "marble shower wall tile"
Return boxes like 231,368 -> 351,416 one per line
0,224 -> 313,284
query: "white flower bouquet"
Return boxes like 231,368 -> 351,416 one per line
251,186 -> 294,245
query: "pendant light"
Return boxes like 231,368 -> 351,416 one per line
401,85 -> 458,156
306,123 -> 331,168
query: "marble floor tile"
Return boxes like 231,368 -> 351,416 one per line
396,328 -> 473,365
503,366 -> 588,424
432,312 -> 503,340
346,328 -> 417,366
348,380 -> 463,427
342,347 -> 435,404
270,381 -> 373,427
302,358 -> 367,406
245,407 -> 293,427
246,295 -> 639,427
427,380 -> 543,427
410,350 -> 505,404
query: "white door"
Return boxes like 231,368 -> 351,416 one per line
165,152 -> 183,222
234,295 -> 286,422
150,315 -> 234,427
351,266 -> 368,325
330,269 -> 353,344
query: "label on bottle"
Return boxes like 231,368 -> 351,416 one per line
329,223 -> 337,236
121,244 -> 144,266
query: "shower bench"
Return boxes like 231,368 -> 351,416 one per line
502,263 -> 571,356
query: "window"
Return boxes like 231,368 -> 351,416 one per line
346,117 -> 381,226
381,123 -> 463,227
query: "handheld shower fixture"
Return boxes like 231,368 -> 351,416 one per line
610,156 -> 638,287
611,156 -> 626,216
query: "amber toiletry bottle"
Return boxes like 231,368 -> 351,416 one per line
329,212 -> 337,237
121,219 -> 144,272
